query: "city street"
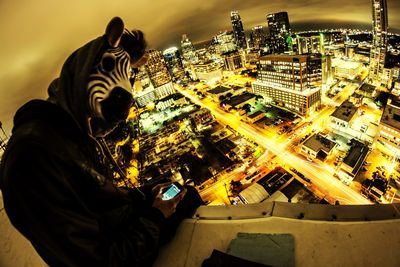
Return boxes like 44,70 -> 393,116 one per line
176,84 -> 371,204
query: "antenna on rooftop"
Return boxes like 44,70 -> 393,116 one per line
0,121 -> 9,152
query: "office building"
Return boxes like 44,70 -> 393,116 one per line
378,98 -> 400,155
297,35 -> 325,55
191,60 -> 223,83
222,50 -> 243,71
136,50 -> 175,107
266,12 -> 291,53
369,0 -> 388,84
135,78 -> 175,108
230,11 -> 247,49
334,60 -> 363,80
163,47 -> 185,81
252,54 -> 321,116
214,31 -> 237,54
249,25 -> 265,50
181,34 -> 199,65
321,55 -> 333,85
136,88 -> 157,107
145,49 -> 172,88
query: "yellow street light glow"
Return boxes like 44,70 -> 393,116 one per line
387,161 -> 397,174
174,83 -> 370,205
146,102 -> 155,110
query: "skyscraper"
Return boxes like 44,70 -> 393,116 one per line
215,31 -> 237,54
297,35 -> 325,55
163,47 -> 185,81
230,11 -> 247,49
266,12 -> 291,53
249,25 -> 265,50
135,50 -> 175,107
222,51 -> 243,71
369,0 -> 388,84
145,49 -> 172,88
252,55 -> 322,116
181,34 -> 198,65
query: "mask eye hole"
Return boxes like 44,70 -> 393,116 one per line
101,55 -> 115,72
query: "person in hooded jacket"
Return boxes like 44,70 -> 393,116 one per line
0,17 -> 203,267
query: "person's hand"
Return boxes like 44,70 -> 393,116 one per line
151,183 -> 187,218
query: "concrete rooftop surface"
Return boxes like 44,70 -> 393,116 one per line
1,196 -> 400,267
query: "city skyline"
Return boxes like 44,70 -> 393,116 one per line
0,0 -> 400,132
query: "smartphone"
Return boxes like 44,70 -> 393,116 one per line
162,182 -> 184,200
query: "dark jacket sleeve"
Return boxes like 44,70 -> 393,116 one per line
1,141 -> 166,267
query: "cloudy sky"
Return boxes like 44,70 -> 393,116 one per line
0,0 -> 399,132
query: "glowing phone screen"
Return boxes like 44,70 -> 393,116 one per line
162,184 -> 181,200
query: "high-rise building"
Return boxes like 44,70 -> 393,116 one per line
252,55 -> 322,116
230,11 -> 247,49
377,98 -> 400,156
369,0 -> 388,84
145,49 -> 172,88
163,47 -> 185,81
214,31 -> 237,55
266,12 -> 291,53
181,34 -> 199,65
321,55 -> 333,85
297,35 -> 325,55
249,25 -> 265,50
222,51 -> 243,71
135,51 -> 176,107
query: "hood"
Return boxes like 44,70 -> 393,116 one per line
54,35 -> 108,133
12,99 -> 83,139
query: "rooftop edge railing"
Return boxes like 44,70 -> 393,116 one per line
2,201 -> 400,267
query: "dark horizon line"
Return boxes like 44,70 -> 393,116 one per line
155,20 -> 400,50
190,27 -> 400,46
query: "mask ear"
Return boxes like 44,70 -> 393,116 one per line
105,17 -> 124,47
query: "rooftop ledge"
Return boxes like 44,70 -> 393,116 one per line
2,202 -> 400,267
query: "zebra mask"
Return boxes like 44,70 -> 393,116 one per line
52,17 -> 146,136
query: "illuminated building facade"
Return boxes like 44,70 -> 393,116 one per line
392,68 -> 400,96
321,55 -> 333,84
136,88 -> 156,107
214,31 -> 237,54
249,25 -> 265,50
145,49 -> 172,88
334,60 -> 363,80
181,34 -> 198,65
222,50 -> 243,71
378,98 -> 400,155
369,0 -> 388,84
297,35 -> 325,55
191,60 -> 223,82
230,11 -> 247,49
156,93 -> 188,111
252,54 -> 322,116
163,47 -> 185,81
135,50 -> 175,107
135,81 -> 175,107
266,12 -> 291,53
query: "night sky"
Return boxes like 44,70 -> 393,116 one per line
0,0 -> 399,132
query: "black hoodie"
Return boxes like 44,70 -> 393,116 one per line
0,30 -> 165,267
